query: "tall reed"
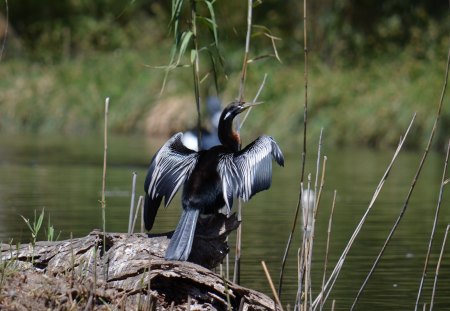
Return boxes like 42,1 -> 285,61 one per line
279,0 -> 309,295
100,97 -> 109,252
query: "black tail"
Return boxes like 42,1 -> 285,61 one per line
165,208 -> 200,261
144,193 -> 162,231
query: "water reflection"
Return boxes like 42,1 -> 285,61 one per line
0,134 -> 449,310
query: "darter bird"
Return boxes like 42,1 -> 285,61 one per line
144,101 -> 284,261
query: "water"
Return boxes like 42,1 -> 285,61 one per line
1,134 -> 450,310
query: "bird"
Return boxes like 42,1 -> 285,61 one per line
181,96 -> 222,151
144,101 -> 284,261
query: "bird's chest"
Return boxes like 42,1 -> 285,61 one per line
182,152 -> 224,212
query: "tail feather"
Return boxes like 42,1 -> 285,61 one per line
144,193 -> 162,231
165,208 -> 200,261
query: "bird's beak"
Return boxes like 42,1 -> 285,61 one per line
240,101 -> 263,111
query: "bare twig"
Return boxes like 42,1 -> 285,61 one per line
238,0 -> 253,102
279,0 -> 309,295
429,224 -> 450,310
313,114 -> 416,309
190,0 -> 202,151
416,140 -> 450,308
132,196 -> 144,234
234,0 -> 254,285
100,97 -> 109,251
128,172 -> 137,234
320,190 -> 337,311
262,261 -> 284,311
240,73 -> 268,129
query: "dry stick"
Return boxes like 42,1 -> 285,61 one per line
416,140 -> 450,308
296,213 -> 306,311
314,129 -> 324,195
262,261 -> 285,311
140,197 -> 145,233
320,190 -> 337,311
414,45 -> 450,311
233,0 -> 253,285
307,156 -> 327,309
429,224 -> 450,310
240,73 -> 268,129
190,0 -> 202,151
302,176 -> 313,311
279,0 -> 309,296
312,114 -> 416,310
128,172 -> 137,234
351,46 -> 450,311
131,195 -> 144,233
100,97 -> 109,252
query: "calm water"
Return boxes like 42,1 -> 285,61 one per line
1,134 -> 450,310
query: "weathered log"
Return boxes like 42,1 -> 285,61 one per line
1,214 -> 280,310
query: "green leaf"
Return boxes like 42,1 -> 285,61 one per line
190,49 -> 197,65
35,208 -> 45,234
176,31 -> 193,66
20,215 -> 33,233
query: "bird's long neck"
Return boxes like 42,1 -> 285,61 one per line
218,116 -> 240,152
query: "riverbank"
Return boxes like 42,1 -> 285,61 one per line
1,46 -> 448,149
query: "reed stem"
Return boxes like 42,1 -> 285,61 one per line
416,139 -> 450,308
128,172 -> 137,234
279,0 -> 308,295
233,0 -> 253,285
320,190 -> 337,311
314,114 -> 416,310
262,261 -> 284,311
190,0 -> 202,151
429,224 -> 450,310
101,97 -> 109,252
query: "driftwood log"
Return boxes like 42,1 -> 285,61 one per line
0,214 -> 281,310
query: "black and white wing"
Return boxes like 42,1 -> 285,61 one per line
144,133 -> 199,230
218,135 -> 284,210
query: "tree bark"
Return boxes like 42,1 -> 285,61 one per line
1,214 -> 280,310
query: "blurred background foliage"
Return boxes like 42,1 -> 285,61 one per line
1,0 -> 449,148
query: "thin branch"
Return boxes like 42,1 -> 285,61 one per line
131,195 -> 144,234
430,224 -> 450,310
278,0 -> 309,296
320,190 -> 337,311
100,97 -> 109,252
128,172 -> 137,235
262,261 -> 285,311
190,0 -> 202,151
240,73 -> 267,129
233,0 -> 254,285
237,0 -> 253,102
416,139 -> 450,308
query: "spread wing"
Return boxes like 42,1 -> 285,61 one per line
144,133 -> 199,230
218,135 -> 284,211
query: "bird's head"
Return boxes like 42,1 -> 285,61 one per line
218,101 -> 262,151
221,101 -> 262,121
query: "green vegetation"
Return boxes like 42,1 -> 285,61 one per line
1,47 -> 448,148
1,1 -> 449,148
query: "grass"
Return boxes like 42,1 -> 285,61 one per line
0,44 -> 448,149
